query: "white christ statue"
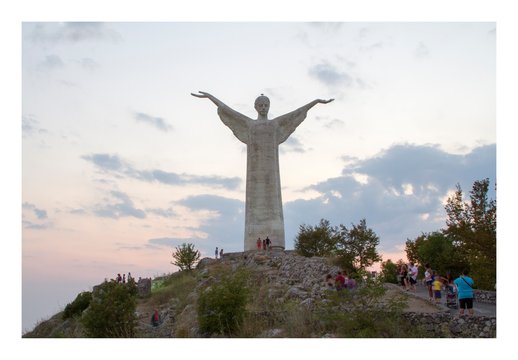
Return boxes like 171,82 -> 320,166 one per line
191,91 -> 334,251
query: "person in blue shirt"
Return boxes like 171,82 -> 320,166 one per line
453,270 -> 475,317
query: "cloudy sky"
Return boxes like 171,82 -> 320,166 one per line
20,21 -> 498,333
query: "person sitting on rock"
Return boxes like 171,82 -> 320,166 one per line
335,271 -> 346,291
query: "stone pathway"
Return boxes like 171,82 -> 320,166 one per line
394,283 -> 496,317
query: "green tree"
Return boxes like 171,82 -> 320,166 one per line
81,279 -> 138,337
294,219 -> 340,257
380,259 -> 398,284
405,232 -> 467,277
336,218 -> 382,272
171,243 -> 201,271
444,178 -> 496,289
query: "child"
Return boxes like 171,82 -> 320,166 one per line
432,271 -> 444,304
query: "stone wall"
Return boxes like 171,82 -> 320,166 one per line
474,289 -> 496,304
402,312 -> 496,338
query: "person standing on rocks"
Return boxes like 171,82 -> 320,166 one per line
454,270 -> 475,317
151,309 -> 160,327
220,248 -> 224,259
215,247 -> 219,259
265,236 -> 271,250
256,237 -> 262,250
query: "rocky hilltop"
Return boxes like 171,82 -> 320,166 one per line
24,250 -> 496,338
135,249 -> 343,338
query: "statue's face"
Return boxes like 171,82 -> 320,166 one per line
255,98 -> 270,117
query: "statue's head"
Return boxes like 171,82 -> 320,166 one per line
254,94 -> 270,117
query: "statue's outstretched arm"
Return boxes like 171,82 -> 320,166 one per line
191,91 -> 227,108
275,98 -> 334,144
191,91 -> 252,144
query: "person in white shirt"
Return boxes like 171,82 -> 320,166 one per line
409,262 -> 418,291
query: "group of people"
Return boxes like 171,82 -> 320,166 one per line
256,236 -> 272,251
397,262 -> 419,291
396,263 -> 476,316
423,265 -> 475,316
215,247 -> 224,259
325,271 -> 357,291
115,272 -> 133,284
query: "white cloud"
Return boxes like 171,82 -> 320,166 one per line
134,112 -> 173,132
28,22 -> 122,45
402,183 -> 414,195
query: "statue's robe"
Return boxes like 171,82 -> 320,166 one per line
216,104 -> 311,250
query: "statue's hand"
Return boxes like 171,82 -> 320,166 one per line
191,91 -> 211,98
318,98 -> 334,104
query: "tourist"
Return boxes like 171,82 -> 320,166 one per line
409,262 -> 418,291
123,274 -> 126,284
220,248 -> 224,258
335,271 -> 346,291
256,237 -> 262,250
128,272 -> 132,282
151,309 -> 160,327
432,271 -> 445,304
262,239 -> 266,250
424,264 -> 433,301
265,236 -> 271,250
454,270 -> 475,317
400,264 -> 409,290
116,273 -> 122,283
215,247 -> 219,259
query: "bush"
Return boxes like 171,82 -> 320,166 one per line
81,279 -> 138,337
149,271 -> 197,308
197,270 -> 249,336
318,272 -> 417,337
63,291 -> 92,320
